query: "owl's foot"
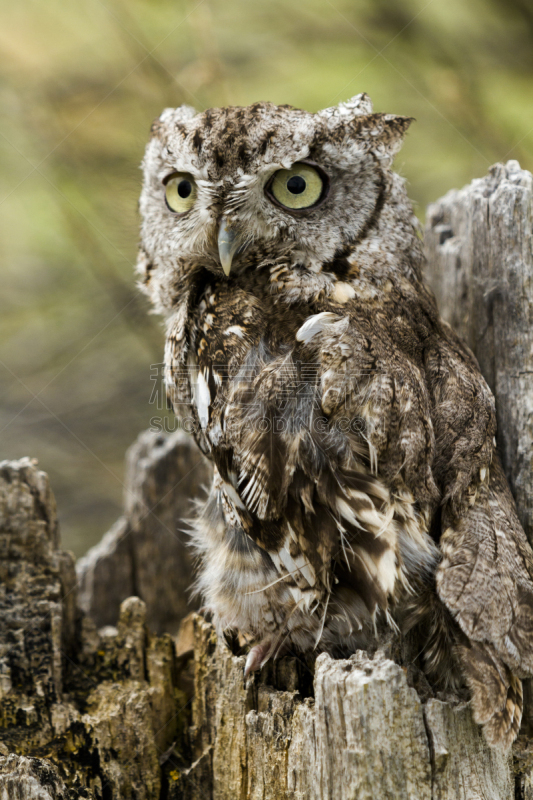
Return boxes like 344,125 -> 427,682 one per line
244,641 -> 273,678
244,635 -> 293,677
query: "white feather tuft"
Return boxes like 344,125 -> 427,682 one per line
296,312 -> 343,344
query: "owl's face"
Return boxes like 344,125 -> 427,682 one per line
139,94 -> 412,311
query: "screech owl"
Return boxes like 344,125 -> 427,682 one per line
138,94 -> 533,749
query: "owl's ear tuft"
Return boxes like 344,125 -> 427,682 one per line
318,99 -> 413,164
150,105 -> 199,137
319,93 -> 374,120
327,112 -> 414,165
345,92 -> 374,115
361,113 -> 414,160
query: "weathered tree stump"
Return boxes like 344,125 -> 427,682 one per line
77,430 -> 212,634
175,616 -> 511,800
0,458 -> 189,798
1,161 -> 532,798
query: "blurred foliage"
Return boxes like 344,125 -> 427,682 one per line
1,0 -> 532,556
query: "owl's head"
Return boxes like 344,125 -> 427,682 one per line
138,94 -> 416,313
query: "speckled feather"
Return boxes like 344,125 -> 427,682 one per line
138,94 -> 533,749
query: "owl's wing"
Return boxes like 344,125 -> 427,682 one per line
438,458 -> 533,677
419,319 -> 533,747
437,455 -> 533,747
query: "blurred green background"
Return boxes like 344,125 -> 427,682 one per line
1,0 -> 532,557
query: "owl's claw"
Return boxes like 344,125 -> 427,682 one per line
244,643 -> 271,678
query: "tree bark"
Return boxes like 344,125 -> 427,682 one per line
0,458 -> 188,798
2,160 -> 533,799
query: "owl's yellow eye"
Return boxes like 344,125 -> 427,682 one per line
164,172 -> 197,214
267,162 -> 327,211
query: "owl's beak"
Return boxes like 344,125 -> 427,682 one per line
217,217 -> 240,276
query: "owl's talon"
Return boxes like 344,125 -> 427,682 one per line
244,643 -> 271,678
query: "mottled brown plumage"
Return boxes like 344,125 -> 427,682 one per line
138,94 -> 533,749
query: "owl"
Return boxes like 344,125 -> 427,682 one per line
138,94 -> 533,749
